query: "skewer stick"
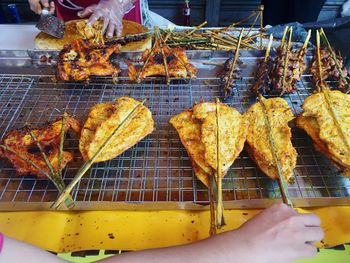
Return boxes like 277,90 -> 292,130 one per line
215,99 -> 225,228
224,28 -> 244,96
155,29 -> 170,85
281,27 -> 293,95
52,100 -> 147,209
258,95 -> 293,207
298,29 -> 311,60
58,113 -> 66,179
264,34 -> 273,63
281,26 -> 289,48
259,5 -> 264,50
187,21 -> 208,36
209,177 -> 217,236
316,30 -> 325,92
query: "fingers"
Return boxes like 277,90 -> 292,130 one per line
106,23 -> 115,38
49,1 -> 55,15
29,0 -> 42,14
301,226 -> 324,243
40,0 -> 49,8
115,20 -> 123,37
78,5 -> 96,19
299,213 -> 321,227
299,243 -> 318,259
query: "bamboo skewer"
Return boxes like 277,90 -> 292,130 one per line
223,28 -> 244,96
298,29 -> 311,61
155,28 -> 170,85
209,178 -> 217,236
264,34 -> 273,63
58,114 -> 66,179
187,21 -> 207,36
215,99 -> 225,228
258,95 -> 294,207
52,100 -> 147,209
281,27 -> 293,96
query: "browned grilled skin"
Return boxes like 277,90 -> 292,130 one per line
57,39 -> 121,81
128,42 -> 197,81
0,115 -> 80,178
220,57 -> 243,99
252,57 -> 273,95
310,47 -> 350,92
270,46 -> 306,95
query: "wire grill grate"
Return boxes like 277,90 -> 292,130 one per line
0,74 -> 349,208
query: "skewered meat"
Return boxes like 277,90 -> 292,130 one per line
251,57 -> 273,95
270,46 -> 307,95
127,42 -> 197,82
296,90 -> 350,178
220,57 -> 243,98
244,97 -> 297,182
57,39 -> 121,81
310,47 -> 350,92
0,114 -> 80,177
79,97 -> 154,163
170,101 -> 247,186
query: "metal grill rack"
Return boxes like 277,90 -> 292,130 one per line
0,56 -> 350,210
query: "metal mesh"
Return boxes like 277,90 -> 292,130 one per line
0,74 -> 350,207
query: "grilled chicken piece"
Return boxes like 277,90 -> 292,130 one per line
128,43 -> 197,82
79,97 -> 154,163
0,113 -> 80,177
244,97 -> 297,182
310,47 -> 350,92
170,101 -> 247,186
192,102 -> 248,176
57,39 -> 121,81
296,90 -> 350,176
170,110 -> 212,187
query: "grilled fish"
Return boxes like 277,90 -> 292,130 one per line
0,113 -> 80,177
296,90 -> 350,176
80,97 -> 154,163
244,97 -> 297,182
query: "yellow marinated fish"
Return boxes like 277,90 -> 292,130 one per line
80,97 -> 154,163
244,97 -> 297,182
192,102 -> 248,176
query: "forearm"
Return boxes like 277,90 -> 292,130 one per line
0,236 -> 65,263
101,230 -> 251,263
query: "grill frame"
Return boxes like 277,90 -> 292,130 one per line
0,50 -> 349,211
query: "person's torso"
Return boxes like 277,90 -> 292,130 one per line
55,0 -> 142,23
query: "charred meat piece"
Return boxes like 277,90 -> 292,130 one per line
127,43 -> 197,82
57,39 -> 121,81
220,56 -> 243,98
310,48 -> 350,92
0,114 -> 80,177
251,57 -> 273,95
270,46 -> 307,95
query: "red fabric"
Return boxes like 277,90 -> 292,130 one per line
0,233 -> 3,254
55,0 -> 141,23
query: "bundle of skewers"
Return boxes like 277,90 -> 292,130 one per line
310,28 -> 350,92
252,27 -> 311,96
162,5 -> 264,51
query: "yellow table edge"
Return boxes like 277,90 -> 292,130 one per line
0,206 -> 350,253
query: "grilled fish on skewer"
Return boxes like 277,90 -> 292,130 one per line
0,114 -> 80,177
296,90 -> 350,177
244,97 -> 297,182
79,97 -> 154,163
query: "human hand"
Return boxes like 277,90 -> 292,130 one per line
231,203 -> 324,263
28,0 -> 55,15
77,0 -> 135,38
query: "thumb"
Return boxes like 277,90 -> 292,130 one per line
77,5 -> 96,18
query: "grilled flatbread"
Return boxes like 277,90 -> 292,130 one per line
244,97 -> 296,182
80,97 -> 154,163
